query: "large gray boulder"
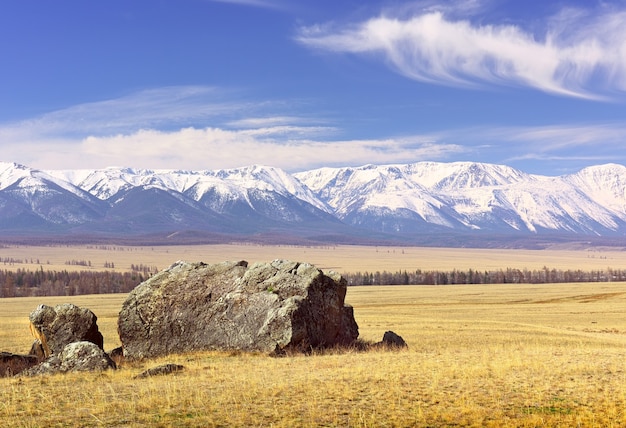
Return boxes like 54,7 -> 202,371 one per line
118,260 -> 359,358
29,303 -> 104,358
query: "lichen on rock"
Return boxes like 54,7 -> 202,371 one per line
118,260 -> 359,358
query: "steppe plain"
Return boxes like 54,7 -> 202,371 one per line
1,242 -> 626,273
1,244 -> 625,427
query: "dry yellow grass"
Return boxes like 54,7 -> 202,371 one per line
1,281 -> 626,426
1,243 -> 626,273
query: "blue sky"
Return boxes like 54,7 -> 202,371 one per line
1,0 -> 626,175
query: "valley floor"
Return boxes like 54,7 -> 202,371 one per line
1,243 -> 625,274
1,282 -> 625,426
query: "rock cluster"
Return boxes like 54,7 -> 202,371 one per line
29,303 -> 104,358
3,259 -> 409,377
16,303 -> 115,376
118,260 -> 359,358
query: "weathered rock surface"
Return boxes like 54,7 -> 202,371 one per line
21,341 -> 116,376
118,260 -> 359,358
0,352 -> 39,377
29,303 -> 104,357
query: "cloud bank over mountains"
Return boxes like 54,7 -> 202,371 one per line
1,85 -> 626,173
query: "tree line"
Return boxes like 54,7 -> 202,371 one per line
344,267 -> 626,286
0,268 -> 147,298
2,265 -> 626,298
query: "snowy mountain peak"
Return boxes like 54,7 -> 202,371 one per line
0,161 -> 29,171
0,162 -> 32,190
296,161 -> 626,236
203,165 -> 331,213
564,163 -> 626,213
401,161 -> 531,190
2,160 -> 626,241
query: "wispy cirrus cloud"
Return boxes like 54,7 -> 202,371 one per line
206,0 -> 286,10
497,124 -> 626,166
494,124 -> 626,150
3,86 -> 625,173
441,123 -> 626,169
0,86 -> 246,140
0,86 -> 464,171
297,4 -> 626,100
227,116 -> 322,128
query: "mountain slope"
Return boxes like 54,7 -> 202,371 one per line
44,164 -> 345,238
295,161 -> 626,236
0,162 -> 107,231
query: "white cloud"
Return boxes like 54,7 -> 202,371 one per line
227,116 -> 321,128
5,86 -> 625,173
0,85 -> 465,171
5,114 -> 626,172
14,127 -> 462,171
297,5 -> 626,99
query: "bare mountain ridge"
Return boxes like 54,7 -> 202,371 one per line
1,161 -> 626,245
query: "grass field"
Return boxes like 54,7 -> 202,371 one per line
1,243 -> 625,274
2,278 -> 626,426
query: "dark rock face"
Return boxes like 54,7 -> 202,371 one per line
28,340 -> 46,362
109,346 -> 124,366
0,352 -> 39,377
118,260 -> 359,358
21,341 -> 116,376
28,303 -> 104,357
378,331 -> 408,349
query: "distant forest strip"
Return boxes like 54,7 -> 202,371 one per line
2,266 -> 626,298
0,269 -> 148,298
343,267 -> 626,286
1,256 -> 159,274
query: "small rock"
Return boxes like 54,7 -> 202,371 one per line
377,331 -> 408,349
134,364 -> 185,379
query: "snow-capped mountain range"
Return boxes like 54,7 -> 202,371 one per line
1,160 -> 626,245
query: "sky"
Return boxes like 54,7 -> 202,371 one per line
1,0 -> 626,175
